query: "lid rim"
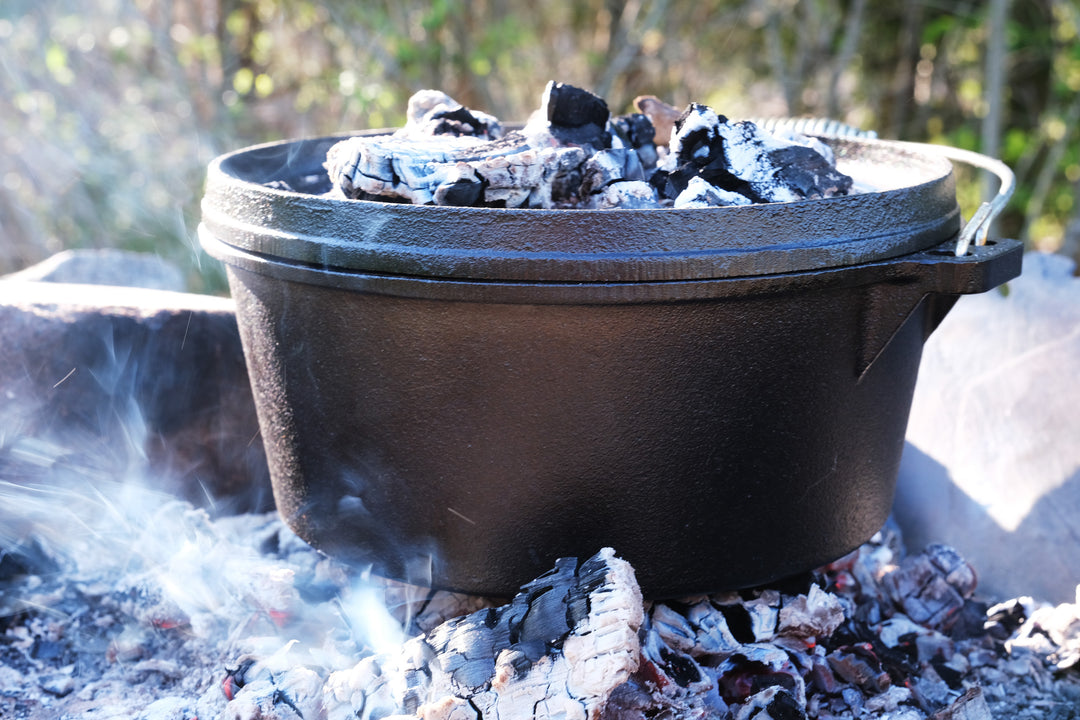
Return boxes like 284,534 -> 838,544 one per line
201,134 -> 961,282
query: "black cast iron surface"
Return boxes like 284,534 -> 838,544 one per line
203,223 -> 1020,598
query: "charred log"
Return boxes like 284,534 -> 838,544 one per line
322,548 -> 643,720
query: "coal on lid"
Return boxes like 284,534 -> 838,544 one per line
322,81 -> 854,210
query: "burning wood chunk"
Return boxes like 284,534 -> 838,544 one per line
806,653 -> 841,695
715,589 -> 782,643
864,684 -> 914,713
777,584 -> 847,640
222,646 -> 324,720
931,687 -> 993,720
606,613 -> 728,719
478,144 -> 588,208
322,548 -> 643,720
733,686 -> 807,720
640,624 -> 714,695
826,643 -> 893,694
539,81 -> 611,149
401,90 -> 503,140
649,102 -> 729,201
633,95 -> 682,147
876,615 -> 954,663
326,134 -> 480,205
579,149 -> 644,196
714,118 -> 853,202
38,672 -> 75,697
882,544 -> 977,632
583,143 -> 656,207
651,103 -> 853,205
674,175 -> 753,208
911,664 -> 955,707
651,599 -> 742,657
923,544 -> 978,598
609,112 -> 660,171
325,126 -> 588,208
983,596 -> 1028,641
716,644 -> 808,707
587,181 -> 660,209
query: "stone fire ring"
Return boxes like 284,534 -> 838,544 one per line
0,250 -> 271,515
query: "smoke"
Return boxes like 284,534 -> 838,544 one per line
0,289 -> 430,696
0,384 -> 420,670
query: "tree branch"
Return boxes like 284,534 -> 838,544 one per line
827,0 -> 867,119
764,11 -> 794,114
981,0 -> 1010,205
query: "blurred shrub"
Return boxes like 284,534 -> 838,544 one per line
1,0 -> 1077,293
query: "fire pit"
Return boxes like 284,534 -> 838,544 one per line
198,86 -> 1022,598
4,480 -> 1080,719
4,253 -> 1080,720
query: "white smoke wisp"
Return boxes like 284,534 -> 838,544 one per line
0,371 -> 494,718
335,581 -> 408,657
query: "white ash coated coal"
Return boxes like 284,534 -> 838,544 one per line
320,82 -> 854,210
3,474 -> 1080,720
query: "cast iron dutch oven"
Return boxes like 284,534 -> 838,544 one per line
199,126 -> 1021,599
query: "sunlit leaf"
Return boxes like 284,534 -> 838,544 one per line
45,43 -> 74,85
254,73 -> 274,97
233,67 -> 254,95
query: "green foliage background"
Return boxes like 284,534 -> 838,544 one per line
2,0 -> 1078,293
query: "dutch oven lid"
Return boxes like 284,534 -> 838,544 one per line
200,132 -> 960,282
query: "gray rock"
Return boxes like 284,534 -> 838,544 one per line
4,248 -> 186,291
0,280 -> 271,517
897,251 -> 1080,604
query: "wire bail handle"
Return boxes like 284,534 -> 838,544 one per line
915,144 -> 1015,257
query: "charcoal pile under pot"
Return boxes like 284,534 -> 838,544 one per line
3,493 -> 1080,720
199,81 -> 1022,598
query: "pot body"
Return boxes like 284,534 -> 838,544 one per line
205,235 -> 1021,598
200,133 -> 1021,598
